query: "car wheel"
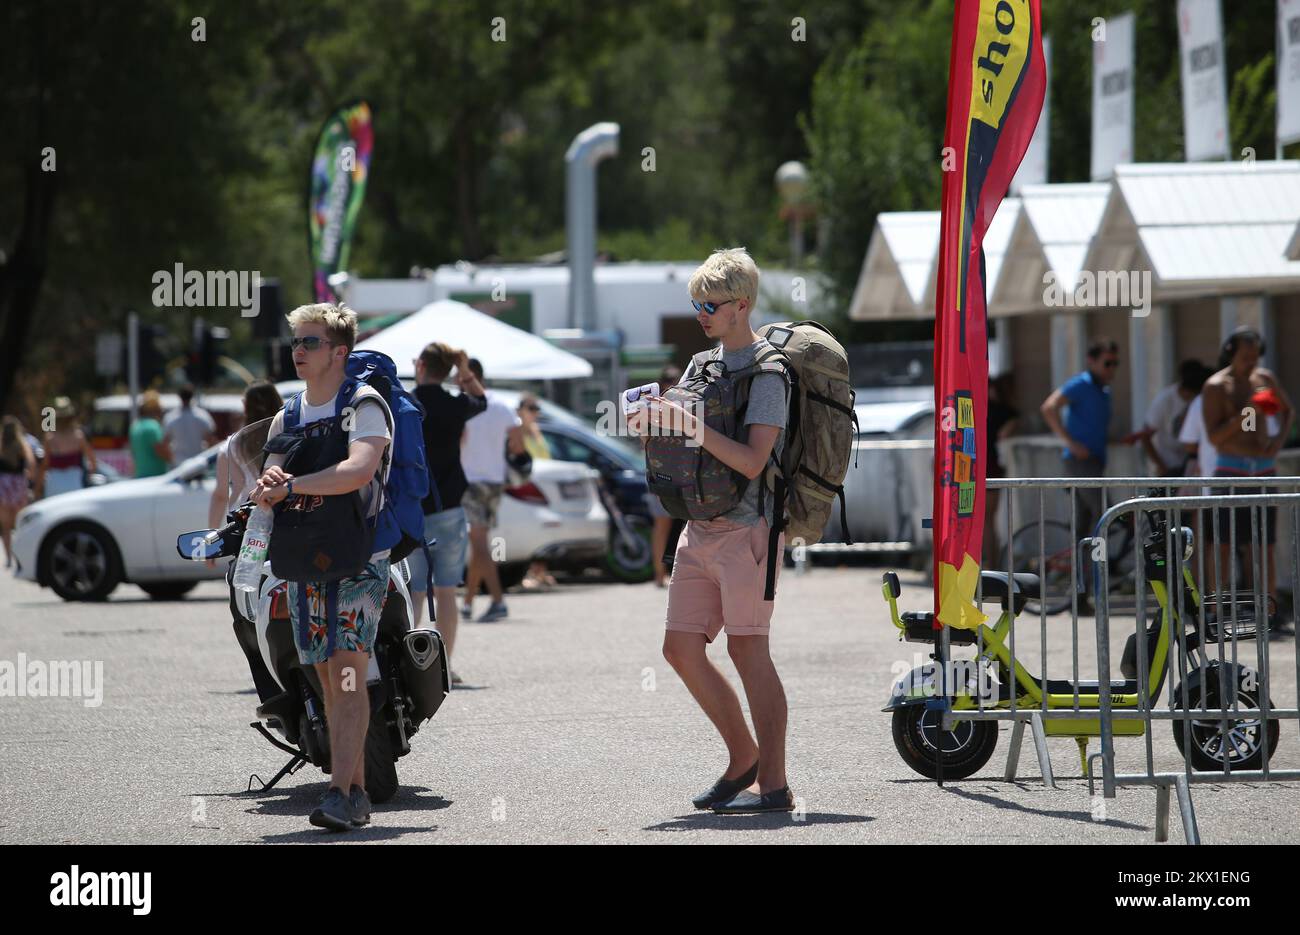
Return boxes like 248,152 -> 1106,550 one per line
42,522 -> 123,602
604,515 -> 654,583
138,580 -> 199,600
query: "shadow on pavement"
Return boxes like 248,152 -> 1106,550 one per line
254,824 -> 439,843
942,786 -> 1149,831
644,812 -> 872,832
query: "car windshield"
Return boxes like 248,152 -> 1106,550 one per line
172,446 -> 221,482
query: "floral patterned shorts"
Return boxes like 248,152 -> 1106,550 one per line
287,558 -> 390,665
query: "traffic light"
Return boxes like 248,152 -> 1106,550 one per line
137,325 -> 166,386
187,319 -> 229,386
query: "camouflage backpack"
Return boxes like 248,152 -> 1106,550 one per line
648,321 -> 857,600
644,346 -> 789,523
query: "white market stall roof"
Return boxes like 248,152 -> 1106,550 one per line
356,299 -> 594,380
847,200 -> 1020,321
1081,162 -> 1300,299
993,182 -> 1109,315
848,212 -> 938,320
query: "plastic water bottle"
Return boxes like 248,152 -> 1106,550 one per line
232,506 -> 274,593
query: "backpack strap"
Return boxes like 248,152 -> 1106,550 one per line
662,517 -> 686,571
325,580 -> 340,657
763,474 -> 786,602
284,392 -> 304,429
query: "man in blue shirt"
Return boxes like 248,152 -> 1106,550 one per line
1040,338 -> 1119,536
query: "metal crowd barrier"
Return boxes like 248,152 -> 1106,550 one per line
930,477 -> 1300,841
1088,487 -> 1300,845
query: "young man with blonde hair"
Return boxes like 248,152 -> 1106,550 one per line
251,302 -> 393,831
634,247 -> 795,814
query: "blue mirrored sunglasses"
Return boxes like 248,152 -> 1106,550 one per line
691,298 -> 738,316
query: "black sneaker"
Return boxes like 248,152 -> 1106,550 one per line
691,762 -> 759,810
712,785 -> 795,814
309,786 -> 354,831
348,785 -> 372,826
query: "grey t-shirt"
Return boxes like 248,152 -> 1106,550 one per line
681,337 -> 788,527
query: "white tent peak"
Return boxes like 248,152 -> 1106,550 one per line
355,298 -> 594,380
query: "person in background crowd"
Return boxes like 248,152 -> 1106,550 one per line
42,397 -> 98,497
165,383 -> 217,465
130,391 -> 172,478
517,393 -> 557,591
982,373 -> 1019,565
1039,339 -> 1119,536
207,380 -> 285,704
1138,360 -> 1208,477
1178,377 -> 1221,595
1201,328 -> 1295,631
460,358 -> 525,623
649,364 -> 683,587
1178,390 -> 1216,482
409,342 -> 488,686
0,416 -> 38,567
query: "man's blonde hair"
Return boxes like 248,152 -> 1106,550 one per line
688,247 -> 759,312
286,302 -> 358,351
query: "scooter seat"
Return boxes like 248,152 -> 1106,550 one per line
978,571 -> 1042,609
1038,678 -> 1138,696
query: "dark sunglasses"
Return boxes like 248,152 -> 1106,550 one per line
1102,358 -> 1120,369
290,336 -> 338,351
521,403 -> 541,412
691,298 -> 739,316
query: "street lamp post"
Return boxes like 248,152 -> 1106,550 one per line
775,160 -> 810,265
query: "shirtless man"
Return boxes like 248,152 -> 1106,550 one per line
1200,328 -> 1294,619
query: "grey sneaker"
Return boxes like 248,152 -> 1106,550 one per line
349,785 -> 372,827
309,786 -> 354,831
477,601 -> 508,623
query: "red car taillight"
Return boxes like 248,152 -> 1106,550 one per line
505,482 -> 548,505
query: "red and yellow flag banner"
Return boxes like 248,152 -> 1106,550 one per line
933,0 -> 1045,629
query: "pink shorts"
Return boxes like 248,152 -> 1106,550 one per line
665,517 -> 782,642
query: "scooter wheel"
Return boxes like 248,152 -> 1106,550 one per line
1172,665 -> 1280,772
892,704 -> 998,781
364,704 -> 399,804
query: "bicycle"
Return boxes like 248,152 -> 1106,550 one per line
1004,513 -> 1136,615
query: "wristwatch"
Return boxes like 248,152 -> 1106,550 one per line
285,478 -> 294,499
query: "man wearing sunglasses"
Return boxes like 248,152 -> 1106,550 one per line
1040,338 -> 1119,539
631,247 -> 795,814
251,303 -> 393,831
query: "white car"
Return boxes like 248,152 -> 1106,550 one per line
489,459 -> 609,587
12,444 -> 608,602
11,449 -> 228,601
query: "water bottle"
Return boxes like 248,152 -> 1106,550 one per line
232,506 -> 274,593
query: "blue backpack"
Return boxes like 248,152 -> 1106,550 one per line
283,350 -> 441,616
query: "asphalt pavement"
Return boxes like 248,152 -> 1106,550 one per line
2,562 -> 1298,844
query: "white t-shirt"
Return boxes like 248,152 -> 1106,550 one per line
460,391 -> 521,484
164,405 -> 216,463
1144,383 -> 1191,471
1178,394 -> 1216,495
265,385 -> 393,560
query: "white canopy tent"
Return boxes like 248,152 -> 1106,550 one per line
355,298 -> 594,380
